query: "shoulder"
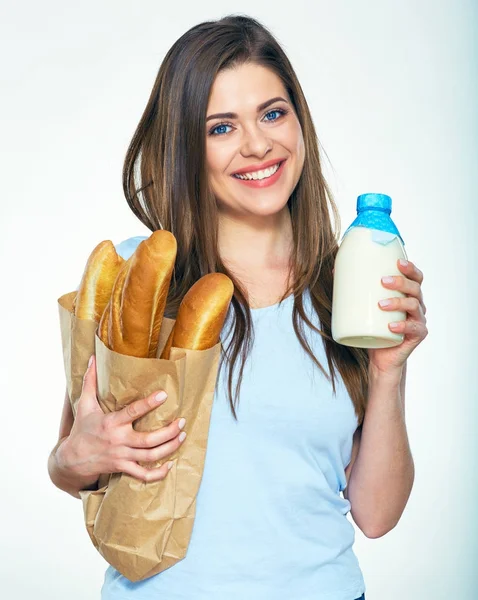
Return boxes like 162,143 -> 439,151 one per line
115,235 -> 149,260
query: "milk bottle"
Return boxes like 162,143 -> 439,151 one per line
331,193 -> 408,348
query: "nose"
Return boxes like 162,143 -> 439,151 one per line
240,124 -> 272,158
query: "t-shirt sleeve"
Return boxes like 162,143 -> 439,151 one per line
75,235 -> 148,290
114,235 -> 149,260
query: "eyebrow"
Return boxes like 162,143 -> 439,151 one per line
206,96 -> 289,122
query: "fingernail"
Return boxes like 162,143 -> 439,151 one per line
88,355 -> 94,368
154,391 -> 168,403
382,276 -> 394,284
178,418 -> 186,430
399,259 -> 408,267
167,461 -> 174,470
390,321 -> 400,328
379,299 -> 391,307
179,431 -> 187,443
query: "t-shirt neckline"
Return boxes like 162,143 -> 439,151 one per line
249,292 -> 295,314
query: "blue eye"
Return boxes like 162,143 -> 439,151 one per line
208,107 -> 288,136
210,123 -> 233,136
264,109 -> 283,121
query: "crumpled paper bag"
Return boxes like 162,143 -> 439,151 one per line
58,290 -> 222,581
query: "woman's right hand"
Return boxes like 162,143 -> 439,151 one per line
57,355 -> 187,484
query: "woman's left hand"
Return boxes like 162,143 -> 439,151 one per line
367,259 -> 428,375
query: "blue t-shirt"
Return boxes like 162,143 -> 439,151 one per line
101,236 -> 366,600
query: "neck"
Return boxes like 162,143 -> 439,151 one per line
217,206 -> 293,272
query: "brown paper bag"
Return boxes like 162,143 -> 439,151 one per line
58,291 -> 222,582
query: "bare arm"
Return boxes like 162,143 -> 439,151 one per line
47,387 -> 99,499
345,362 -> 414,538
48,356 -> 185,500
343,425 -> 362,501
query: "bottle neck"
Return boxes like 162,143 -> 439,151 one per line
357,207 -> 391,215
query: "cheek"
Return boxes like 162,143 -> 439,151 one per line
297,134 -> 305,168
280,120 -> 305,157
206,143 -> 234,181
292,121 -> 305,155
291,124 -> 305,172
205,154 -> 221,179
206,150 -> 231,203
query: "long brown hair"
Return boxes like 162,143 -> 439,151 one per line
123,14 -> 369,425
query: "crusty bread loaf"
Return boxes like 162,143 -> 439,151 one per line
98,230 -> 177,358
73,240 -> 125,321
160,273 -> 234,360
97,256 -> 131,349
97,293 -> 110,345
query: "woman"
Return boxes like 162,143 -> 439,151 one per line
48,14 -> 428,599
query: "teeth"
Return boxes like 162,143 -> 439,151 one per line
234,162 -> 281,181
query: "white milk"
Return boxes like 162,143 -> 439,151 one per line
331,226 -> 408,348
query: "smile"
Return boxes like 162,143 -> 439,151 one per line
231,160 -> 286,188
233,161 -> 282,180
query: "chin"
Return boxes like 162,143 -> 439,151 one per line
215,180 -> 294,217
251,201 -> 289,216
229,188 -> 292,214
234,196 -> 288,217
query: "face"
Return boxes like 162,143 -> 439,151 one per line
205,62 -> 305,220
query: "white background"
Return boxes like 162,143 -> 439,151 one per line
1,0 -> 476,598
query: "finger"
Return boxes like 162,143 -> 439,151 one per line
127,417 -> 186,449
81,355 -> 96,394
381,275 -> 425,314
76,355 -> 101,414
378,296 -> 424,321
117,458 -> 174,483
126,430 -> 187,463
112,390 -> 168,427
397,259 -> 424,285
389,319 -> 428,339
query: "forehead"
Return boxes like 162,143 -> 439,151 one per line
207,63 -> 289,112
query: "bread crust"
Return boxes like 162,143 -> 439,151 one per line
100,231 -> 177,358
73,240 -> 124,321
160,273 -> 234,359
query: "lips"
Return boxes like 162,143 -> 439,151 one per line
231,158 -> 287,176
232,161 -> 282,181
231,158 -> 287,189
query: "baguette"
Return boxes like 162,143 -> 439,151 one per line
97,256 -> 131,349
160,273 -> 234,360
72,240 -> 125,321
98,230 -> 177,358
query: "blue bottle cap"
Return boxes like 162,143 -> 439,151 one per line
342,192 -> 405,246
357,193 -> 392,213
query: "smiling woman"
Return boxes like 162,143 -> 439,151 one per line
57,13 -> 375,600
205,64 -> 305,211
